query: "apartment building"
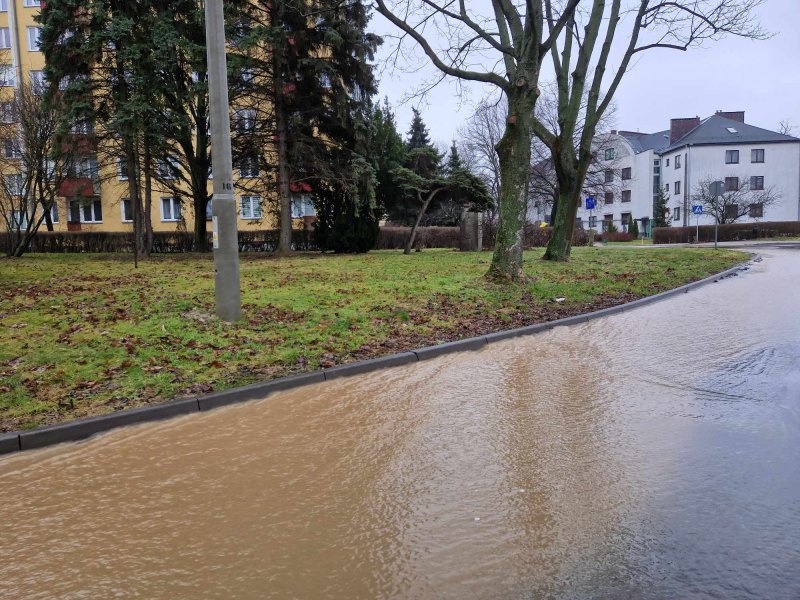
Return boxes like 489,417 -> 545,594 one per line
0,1 -> 315,234
659,111 -> 800,227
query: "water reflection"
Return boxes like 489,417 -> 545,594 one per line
1,248 -> 799,599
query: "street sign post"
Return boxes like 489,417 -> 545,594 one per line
585,197 -> 595,247
692,204 -> 703,243
709,181 -> 725,249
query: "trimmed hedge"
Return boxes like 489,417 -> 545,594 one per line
653,221 -> 800,244
376,226 -> 461,250
0,230 -> 317,254
595,232 -> 634,243
483,221 -> 589,248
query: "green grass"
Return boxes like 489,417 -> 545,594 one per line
0,247 -> 745,431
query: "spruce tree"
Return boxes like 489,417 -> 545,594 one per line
407,107 -> 432,149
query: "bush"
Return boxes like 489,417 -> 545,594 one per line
652,221 -> 800,244
375,226 -> 461,250
313,190 -> 380,254
595,231 -> 634,243
629,219 -> 639,238
482,221 -> 589,249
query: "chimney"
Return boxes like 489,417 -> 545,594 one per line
715,110 -> 745,123
610,130 -> 617,135
670,116 -> 700,143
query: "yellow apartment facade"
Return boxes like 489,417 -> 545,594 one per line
0,0 -> 315,235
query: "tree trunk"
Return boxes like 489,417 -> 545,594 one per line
404,190 -> 436,255
272,7 -> 292,256
543,159 -> 582,261
125,142 -> 144,263
143,148 -> 153,257
194,191 -> 209,252
488,91 -> 536,280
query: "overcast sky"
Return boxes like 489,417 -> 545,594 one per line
371,0 -> 800,146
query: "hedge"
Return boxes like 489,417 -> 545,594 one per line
482,221 -> 590,248
653,221 -> 800,244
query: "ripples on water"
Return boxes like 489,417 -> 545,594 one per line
1,248 -> 799,599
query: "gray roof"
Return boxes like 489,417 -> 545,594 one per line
619,130 -> 670,153
661,114 -> 800,154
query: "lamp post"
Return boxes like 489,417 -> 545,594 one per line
205,0 -> 241,321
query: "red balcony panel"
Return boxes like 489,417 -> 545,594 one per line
58,177 -> 94,198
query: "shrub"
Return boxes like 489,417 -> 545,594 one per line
652,221 -> 800,244
595,231 -> 633,243
482,221 -> 589,249
375,226 -> 460,250
313,190 -> 380,254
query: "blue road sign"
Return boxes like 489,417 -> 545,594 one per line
585,197 -> 596,210
692,205 -> 703,215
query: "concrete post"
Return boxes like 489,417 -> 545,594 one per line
205,0 -> 241,321
460,210 -> 482,251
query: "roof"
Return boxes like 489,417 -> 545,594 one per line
619,130 -> 670,154
661,114 -> 800,154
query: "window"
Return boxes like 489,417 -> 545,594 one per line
24,0 -> 41,6
725,150 -> 739,164
0,64 -> 15,87
604,191 -> 614,204
654,159 -> 660,167
603,214 -> 613,231
724,204 -> 739,220
749,203 -> 763,218
29,70 -> 45,90
0,28 -> 10,49
239,156 -> 259,178
588,215 -> 597,228
751,149 -> 765,163
48,202 -> 58,224
117,156 -> 129,180
240,68 -> 255,84
43,158 -> 56,180
621,213 -> 631,231
674,181 -> 681,195
604,148 -> 616,160
74,157 -> 99,180
4,139 -> 19,159
240,195 -> 262,219
10,210 -> 28,230
71,120 -> 93,135
673,206 -> 681,222
156,157 -> 179,180
726,127 -> 738,134
235,108 -> 257,133
665,183 -> 670,193
27,27 -> 41,52
160,197 -> 182,221
750,176 -> 764,191
621,190 -> 631,203
205,199 -> 213,220
0,0 -> 8,12
675,154 -> 681,169
666,158 -> 670,167
69,198 -> 103,223
604,169 -> 614,183
621,167 -> 631,180
0,102 -> 14,123
5,174 -> 21,195
121,198 -> 133,222
725,177 -> 739,192
291,195 -> 316,218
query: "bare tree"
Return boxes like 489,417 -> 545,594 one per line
374,0 -> 581,280
778,120 -> 796,137
694,176 -> 779,224
535,0 -> 768,261
0,81 -> 77,257
458,99 -> 504,216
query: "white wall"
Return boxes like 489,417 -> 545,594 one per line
663,142 -> 800,226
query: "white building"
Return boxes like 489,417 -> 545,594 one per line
658,111 -> 800,227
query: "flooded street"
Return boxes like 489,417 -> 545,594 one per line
1,246 -> 799,599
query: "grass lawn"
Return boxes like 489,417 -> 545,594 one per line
0,247 -> 745,431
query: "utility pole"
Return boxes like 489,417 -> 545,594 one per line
205,0 -> 241,321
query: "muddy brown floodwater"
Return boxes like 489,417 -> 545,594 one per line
2,246 -> 799,599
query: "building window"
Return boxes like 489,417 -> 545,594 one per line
121,198 -> 133,222
603,215 -> 613,231
749,203 -> 764,218
29,71 -> 45,90
205,199 -> 213,220
156,157 -> 179,180
725,177 -> 739,192
666,158 -> 670,167
724,204 -> 739,220
751,149 -> 764,163
604,191 -> 614,204
26,27 -> 41,52
673,206 -> 681,222
69,198 -> 103,223
588,215 -> 597,228
604,169 -> 614,183
0,64 -> 15,87
24,0 -> 41,6
621,190 -> 631,203
725,150 -> 739,164
72,157 -> 99,180
10,210 -> 28,230
71,120 -> 93,135
665,183 -> 669,192
674,181 -> 681,195
291,195 -> 316,218
239,156 -> 259,178
750,176 -> 764,191
4,139 -> 19,159
0,28 -> 10,49
675,155 -> 681,169
0,0 -> 8,12
621,167 -> 631,180
235,108 -> 257,134
0,102 -> 15,123
604,148 -> 616,160
240,195 -> 262,219
117,156 -> 129,180
160,197 -> 182,221
48,202 -> 58,223
240,68 -> 255,84
5,174 -> 22,195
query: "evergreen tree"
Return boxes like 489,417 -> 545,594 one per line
407,107 -> 431,149
654,187 -> 669,228
369,98 -> 406,216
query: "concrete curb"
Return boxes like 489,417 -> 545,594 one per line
0,257 -> 753,457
